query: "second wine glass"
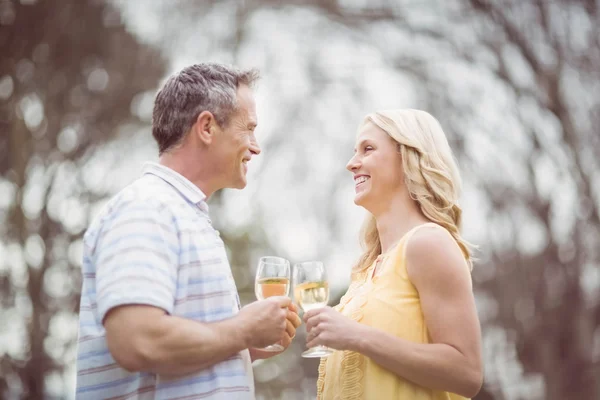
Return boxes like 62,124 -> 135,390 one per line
293,261 -> 334,358
255,256 -> 290,352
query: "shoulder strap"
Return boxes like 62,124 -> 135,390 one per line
400,223 -> 472,283
398,222 -> 444,265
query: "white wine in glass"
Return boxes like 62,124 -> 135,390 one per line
294,281 -> 329,311
293,261 -> 334,358
254,256 -> 290,352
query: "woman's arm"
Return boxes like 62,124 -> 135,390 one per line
305,226 -> 482,398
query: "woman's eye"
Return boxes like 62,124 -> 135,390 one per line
364,146 -> 373,152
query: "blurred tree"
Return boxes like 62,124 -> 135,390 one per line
461,1 -> 600,399
0,0 -> 165,397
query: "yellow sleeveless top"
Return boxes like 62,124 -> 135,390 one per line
317,223 -> 470,400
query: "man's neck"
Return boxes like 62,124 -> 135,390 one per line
159,150 -> 217,198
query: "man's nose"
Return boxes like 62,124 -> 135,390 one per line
250,136 -> 261,155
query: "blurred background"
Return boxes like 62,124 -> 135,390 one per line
1,0 -> 599,399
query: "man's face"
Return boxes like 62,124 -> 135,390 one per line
212,85 -> 260,190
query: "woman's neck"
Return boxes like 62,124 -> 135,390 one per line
374,193 -> 429,254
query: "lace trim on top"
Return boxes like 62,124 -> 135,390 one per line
317,268 -> 373,400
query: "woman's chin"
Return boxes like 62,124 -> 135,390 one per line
354,191 -> 368,206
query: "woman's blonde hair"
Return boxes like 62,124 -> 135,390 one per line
354,109 -> 474,272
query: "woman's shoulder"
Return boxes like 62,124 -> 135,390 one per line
403,223 -> 470,282
407,223 -> 454,248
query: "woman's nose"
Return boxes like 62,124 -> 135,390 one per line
346,155 -> 360,172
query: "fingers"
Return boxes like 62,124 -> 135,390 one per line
305,314 -> 317,332
306,323 -> 322,342
275,316 -> 298,351
306,311 -> 326,332
306,329 -> 325,349
286,308 -> 302,328
285,318 -> 295,338
280,332 -> 292,348
303,306 -> 329,322
268,296 -> 292,308
303,309 -> 317,322
273,303 -> 289,336
288,302 -> 299,314
271,297 -> 290,326
282,320 -> 295,342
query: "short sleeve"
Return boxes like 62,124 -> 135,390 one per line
94,201 -> 179,323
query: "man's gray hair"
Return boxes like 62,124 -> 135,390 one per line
152,63 -> 260,154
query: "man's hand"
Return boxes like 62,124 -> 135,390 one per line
237,296 -> 290,349
280,303 -> 302,348
250,303 -> 302,361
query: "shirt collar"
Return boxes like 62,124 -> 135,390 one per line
142,162 -> 208,210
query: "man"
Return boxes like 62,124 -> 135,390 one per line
76,63 -> 301,399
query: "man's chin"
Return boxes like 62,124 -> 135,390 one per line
232,177 -> 247,189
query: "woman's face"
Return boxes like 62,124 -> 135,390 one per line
346,122 -> 405,212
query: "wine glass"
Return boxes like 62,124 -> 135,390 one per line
254,256 -> 291,352
293,261 -> 334,358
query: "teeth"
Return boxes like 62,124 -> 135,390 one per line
355,176 -> 369,184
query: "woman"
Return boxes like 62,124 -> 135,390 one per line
304,109 -> 483,399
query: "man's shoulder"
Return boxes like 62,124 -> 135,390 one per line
84,175 -> 181,240
102,175 -> 164,211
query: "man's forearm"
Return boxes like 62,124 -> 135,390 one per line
119,314 -> 249,376
105,297 -> 295,376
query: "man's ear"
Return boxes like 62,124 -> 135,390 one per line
193,111 -> 219,145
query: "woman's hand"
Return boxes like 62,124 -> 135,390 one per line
304,306 -> 364,351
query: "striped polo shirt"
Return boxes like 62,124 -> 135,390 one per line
76,162 -> 254,399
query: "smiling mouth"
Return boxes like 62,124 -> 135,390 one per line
241,158 -> 251,173
355,176 -> 370,186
